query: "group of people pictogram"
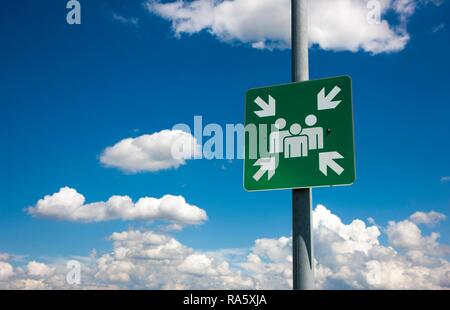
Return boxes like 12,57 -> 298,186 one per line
269,114 -> 324,158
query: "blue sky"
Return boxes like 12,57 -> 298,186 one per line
0,0 -> 449,280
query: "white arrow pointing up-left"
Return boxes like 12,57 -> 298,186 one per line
254,95 -> 276,117
319,151 -> 344,176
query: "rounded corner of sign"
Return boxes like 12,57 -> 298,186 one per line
245,89 -> 255,97
342,75 -> 352,83
346,176 -> 357,186
242,181 -> 252,192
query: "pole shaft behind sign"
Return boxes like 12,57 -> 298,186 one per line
292,0 -> 314,290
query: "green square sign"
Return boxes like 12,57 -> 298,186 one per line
244,76 -> 355,191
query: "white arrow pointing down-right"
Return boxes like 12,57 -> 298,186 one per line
254,95 -> 276,118
319,151 -> 345,176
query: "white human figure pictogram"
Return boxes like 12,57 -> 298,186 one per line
269,118 -> 291,154
284,123 -> 309,158
301,114 -> 324,150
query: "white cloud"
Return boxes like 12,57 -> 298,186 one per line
98,230 -> 252,289
410,211 -> 446,227
16,279 -> 48,290
387,220 -> 428,249
27,187 -> 207,225
97,256 -> 136,283
385,219 -> 449,258
178,254 -> 214,275
240,205 -> 450,290
441,176 -> 450,182
112,13 -> 139,27
4,205 -> 450,289
0,253 -> 11,261
0,262 -> 14,281
100,129 -> 200,173
145,0 -> 439,53
431,23 -> 445,33
27,261 -> 54,277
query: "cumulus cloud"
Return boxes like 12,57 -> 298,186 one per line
100,129 -> 200,173
145,0 -> 440,53
410,211 -> 446,227
178,254 -> 215,275
4,205 -> 449,289
27,261 -> 54,277
27,187 -> 207,225
240,205 -> 450,290
96,230 -> 252,289
385,219 -> 450,259
16,279 -> 48,290
0,253 -> 11,261
0,262 -> 14,281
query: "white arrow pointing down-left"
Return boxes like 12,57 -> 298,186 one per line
318,86 -> 341,110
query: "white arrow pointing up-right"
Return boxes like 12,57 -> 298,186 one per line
317,86 -> 342,110
319,151 -> 344,176
253,156 -> 276,181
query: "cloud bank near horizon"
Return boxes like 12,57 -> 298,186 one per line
4,205 -> 448,289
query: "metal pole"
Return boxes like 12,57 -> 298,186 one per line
292,0 -> 314,290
